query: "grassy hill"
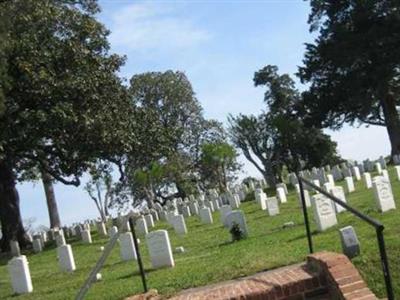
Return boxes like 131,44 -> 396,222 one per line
0,167 -> 399,299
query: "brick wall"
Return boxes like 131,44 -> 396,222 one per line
127,251 -> 378,300
307,251 -> 378,300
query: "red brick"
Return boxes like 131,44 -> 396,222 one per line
340,281 -> 367,294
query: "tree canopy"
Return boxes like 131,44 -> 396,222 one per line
229,65 -> 340,185
199,142 -> 241,193
0,0 -> 134,250
117,71 -> 231,208
298,0 -> 400,155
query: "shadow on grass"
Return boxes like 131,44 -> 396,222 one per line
117,267 -> 160,280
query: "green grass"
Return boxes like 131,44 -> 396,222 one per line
1,167 -> 400,299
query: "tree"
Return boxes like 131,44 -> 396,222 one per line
298,0 -> 400,156
84,162 -> 114,222
0,0 -> 133,251
229,65 -> 340,184
254,65 -> 340,172
122,71 -> 224,207
228,113 -> 279,186
198,142 -> 240,192
41,170 -> 61,229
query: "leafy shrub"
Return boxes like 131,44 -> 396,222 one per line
230,222 -> 244,241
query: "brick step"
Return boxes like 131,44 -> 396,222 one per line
126,252 -> 378,300
169,263 -> 325,300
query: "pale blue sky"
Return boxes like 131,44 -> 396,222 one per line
18,0 -> 390,229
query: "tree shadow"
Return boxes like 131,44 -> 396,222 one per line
117,267 -> 160,280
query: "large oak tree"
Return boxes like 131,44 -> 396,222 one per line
298,0 -> 400,156
0,0 -> 133,251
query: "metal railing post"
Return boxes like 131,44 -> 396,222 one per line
129,217 -> 148,293
297,175 -> 313,254
297,175 -> 394,300
376,226 -> 394,300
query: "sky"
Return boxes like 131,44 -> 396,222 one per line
18,0 -> 391,229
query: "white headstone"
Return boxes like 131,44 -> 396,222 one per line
10,240 -> 21,257
189,202 -> 199,215
352,166 -> 361,181
266,197 -> 280,216
119,232 -> 137,261
81,230 -> 92,244
258,192 -> 268,210
220,205 -> 232,226
329,186 -> 347,213
345,176 -> 355,193
276,187 -> 287,203
144,214 -> 154,228
55,234 -> 66,247
339,226 -> 360,259
150,210 -> 159,222
225,210 -> 248,237
172,215 -> 187,235
363,172 -> 372,189
57,244 -> 76,272
323,182 -> 334,192
96,222 -> 107,236
229,194 -> 240,209
395,166 -> 400,181
181,205 -> 191,218
312,179 -> 321,188
373,176 -> 396,212
159,210 -> 167,221
375,162 -> 382,174
311,194 -> 337,231
199,207 -> 213,224
146,230 -> 174,269
297,190 -> 311,208
276,183 -> 288,195
327,174 -> 335,186
32,238 -> 42,253
135,217 -> 148,236
205,200 -> 215,212
108,226 -> 119,239
212,198 -> 220,210
7,255 -> 33,294
295,184 -> 300,194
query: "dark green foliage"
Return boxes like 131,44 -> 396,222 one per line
229,65 -> 340,185
123,71 -> 231,207
298,0 -> 400,155
0,0 -> 133,249
229,222 -> 244,242
1,0 -> 133,183
199,142 -> 241,193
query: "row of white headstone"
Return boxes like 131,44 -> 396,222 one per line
6,221 -> 146,294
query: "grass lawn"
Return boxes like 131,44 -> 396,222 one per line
0,167 -> 399,299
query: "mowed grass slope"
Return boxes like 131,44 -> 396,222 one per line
0,167 -> 399,299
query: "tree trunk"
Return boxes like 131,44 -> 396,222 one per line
263,167 -> 276,188
381,93 -> 400,156
92,197 -> 106,222
0,160 -> 30,252
41,169 -> 61,229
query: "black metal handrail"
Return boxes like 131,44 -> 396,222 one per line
129,217 -> 148,293
296,175 -> 394,300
